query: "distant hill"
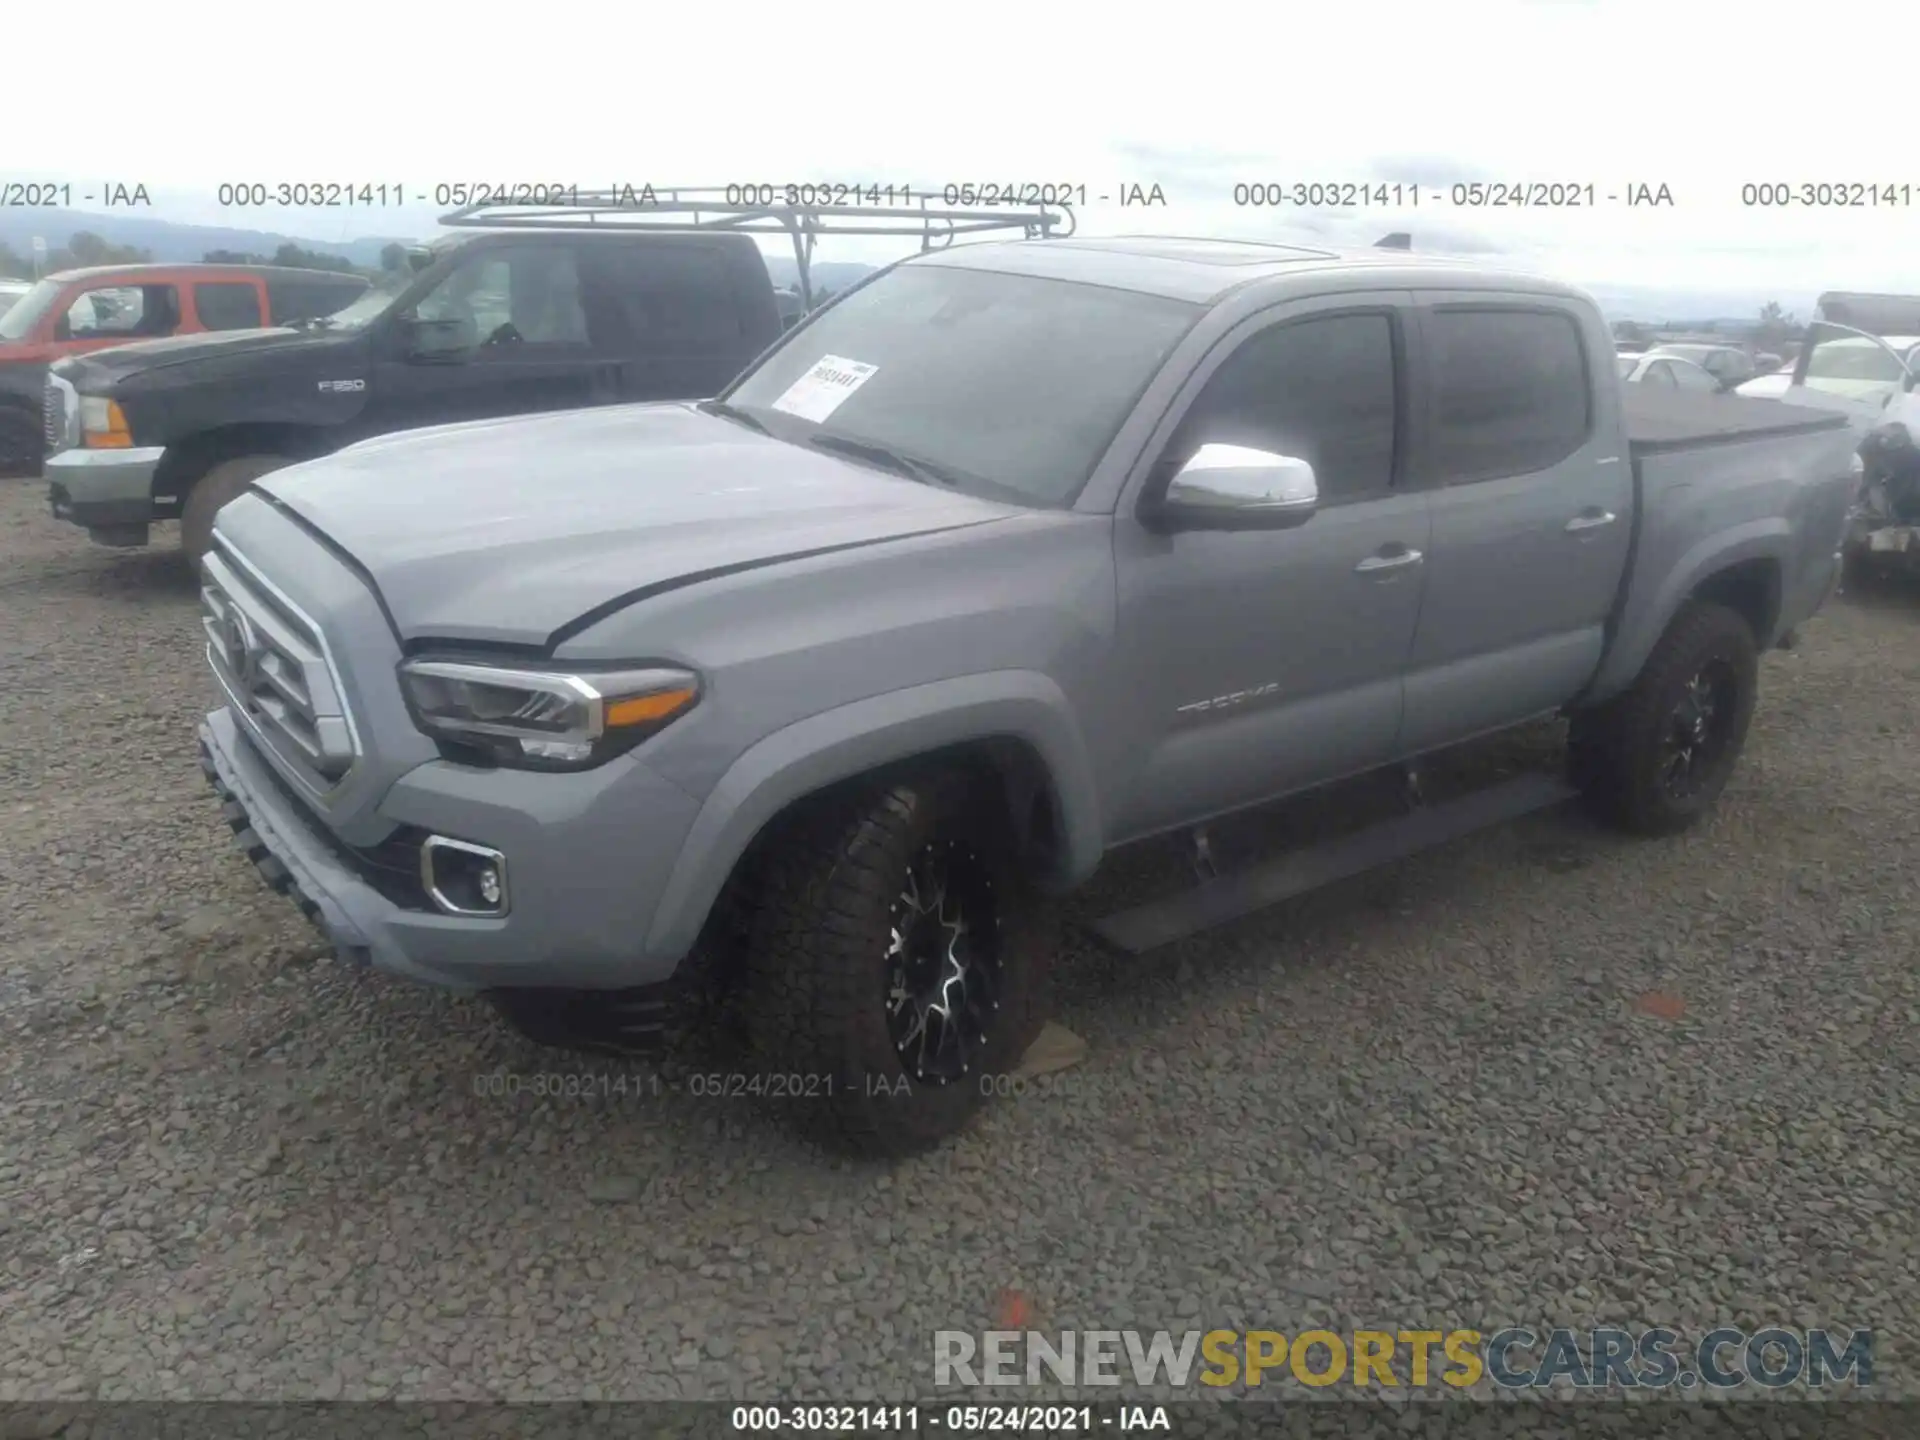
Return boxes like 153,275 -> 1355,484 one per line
0,208 -> 408,269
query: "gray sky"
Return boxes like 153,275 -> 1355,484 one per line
13,0 -> 1917,301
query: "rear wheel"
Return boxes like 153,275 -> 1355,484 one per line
743,770 -> 1053,1157
181,454 -> 293,568
1569,600 -> 1758,836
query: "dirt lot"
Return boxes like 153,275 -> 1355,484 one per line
3,473 -> 1919,1404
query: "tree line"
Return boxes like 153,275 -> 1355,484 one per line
1614,302 -> 1804,353
0,231 -> 395,281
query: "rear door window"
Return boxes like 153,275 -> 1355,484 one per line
591,245 -> 748,350
194,282 -> 264,331
1426,307 -> 1592,483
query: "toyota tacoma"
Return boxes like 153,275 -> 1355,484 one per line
195,235 -> 1858,1155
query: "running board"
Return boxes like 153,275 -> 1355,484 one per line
1087,772 -> 1579,955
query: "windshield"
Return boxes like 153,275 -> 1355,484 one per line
308,269 -> 413,330
724,264 -> 1201,507
0,278 -> 67,341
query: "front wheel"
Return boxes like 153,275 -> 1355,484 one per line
181,454 -> 294,569
0,403 -> 42,478
742,770 -> 1053,1157
1569,600 -> 1758,836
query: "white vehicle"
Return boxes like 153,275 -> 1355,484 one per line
1618,351 -> 1723,391
1765,317 -> 1920,573
0,278 -> 31,319
1774,326 -> 1920,432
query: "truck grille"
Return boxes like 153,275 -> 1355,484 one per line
43,374 -> 76,451
200,539 -> 359,795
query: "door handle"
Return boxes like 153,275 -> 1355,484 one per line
1355,547 -> 1423,573
1566,509 -> 1617,532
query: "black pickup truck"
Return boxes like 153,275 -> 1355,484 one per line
43,228 -> 785,564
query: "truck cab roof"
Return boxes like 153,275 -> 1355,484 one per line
912,234 -> 1587,306
41,262 -> 366,286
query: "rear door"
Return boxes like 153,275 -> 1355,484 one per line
583,241 -> 774,402
1397,295 -> 1631,754
365,241 -> 624,434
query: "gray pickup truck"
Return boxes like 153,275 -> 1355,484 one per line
195,235 -> 1856,1155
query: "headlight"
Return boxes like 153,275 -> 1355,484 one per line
398,660 -> 700,770
78,395 -> 132,449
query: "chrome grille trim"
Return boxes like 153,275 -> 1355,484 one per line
44,374 -> 77,451
201,534 -> 362,800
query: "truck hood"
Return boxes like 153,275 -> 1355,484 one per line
53,327 -> 344,387
254,403 -> 1022,647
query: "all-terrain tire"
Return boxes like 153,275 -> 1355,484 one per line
181,454 -> 293,569
742,769 -> 1054,1158
1569,600 -> 1759,836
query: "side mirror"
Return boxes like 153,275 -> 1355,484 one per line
1154,444 -> 1319,532
402,315 -> 475,362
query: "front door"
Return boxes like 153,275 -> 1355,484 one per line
1398,297 -> 1633,754
365,242 -> 622,437
1109,297 -> 1431,842
1780,321 -> 1920,436
54,281 -> 185,354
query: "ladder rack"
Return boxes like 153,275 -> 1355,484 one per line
437,186 -> 1076,309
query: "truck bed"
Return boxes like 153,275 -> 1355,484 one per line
1623,386 -> 1851,455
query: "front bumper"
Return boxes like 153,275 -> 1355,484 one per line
45,445 -> 166,535
198,704 -> 706,991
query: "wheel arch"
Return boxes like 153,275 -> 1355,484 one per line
1587,523 -> 1789,703
152,422 -> 336,511
643,672 -> 1103,961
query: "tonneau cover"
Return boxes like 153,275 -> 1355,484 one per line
1623,387 -> 1850,455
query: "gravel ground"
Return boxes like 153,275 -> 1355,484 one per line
3,473 -> 1919,1408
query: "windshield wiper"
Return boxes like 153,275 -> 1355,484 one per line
696,399 -> 770,435
803,431 -> 959,488
282,316 -> 335,331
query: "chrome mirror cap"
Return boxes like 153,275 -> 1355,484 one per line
1160,444 -> 1320,528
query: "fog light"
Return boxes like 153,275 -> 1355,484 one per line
420,836 -> 510,916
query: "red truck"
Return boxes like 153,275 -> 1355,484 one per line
0,262 -> 367,473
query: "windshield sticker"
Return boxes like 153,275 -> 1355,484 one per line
769,355 -> 878,423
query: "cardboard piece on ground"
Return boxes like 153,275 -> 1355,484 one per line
1013,1021 -> 1088,1079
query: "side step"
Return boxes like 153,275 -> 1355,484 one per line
1087,772 -> 1579,955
